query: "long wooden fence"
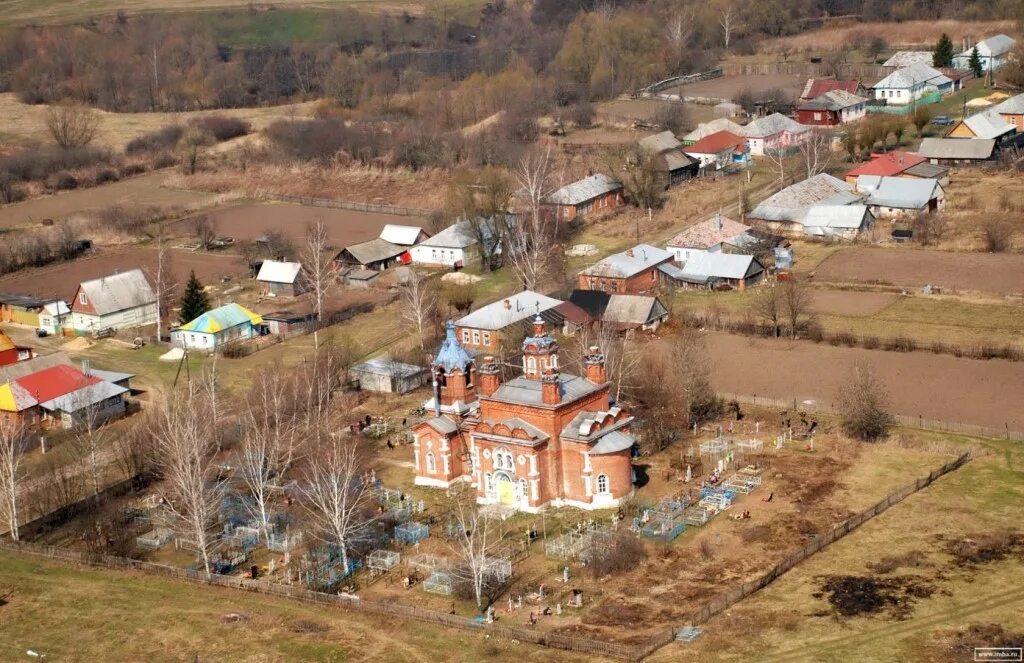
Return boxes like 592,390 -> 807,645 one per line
719,392 -> 1024,442
260,192 -> 436,218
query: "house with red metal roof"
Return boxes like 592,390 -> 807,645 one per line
0,363 -> 129,429
799,79 -> 867,102
844,151 -> 927,186
683,130 -> 749,170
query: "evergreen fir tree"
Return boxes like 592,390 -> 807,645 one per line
179,270 -> 211,324
933,33 -> 954,68
968,46 -> 984,78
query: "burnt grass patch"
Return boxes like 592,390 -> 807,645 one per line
815,575 -> 935,620
942,532 -> 1023,567
930,624 -> 1024,663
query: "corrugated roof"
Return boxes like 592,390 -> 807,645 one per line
77,269 -> 156,316
256,260 -> 302,284
41,380 -> 128,413
902,162 -> 949,178
993,92 -> 1024,115
579,244 -> 672,279
858,176 -> 939,209
0,353 -> 72,383
666,215 -> 751,249
679,252 -> 760,280
489,373 -> 602,407
419,216 -> 509,250
682,118 -> 747,143
351,356 -> 427,379
89,368 -> 135,383
12,364 -> 101,406
846,151 -> 926,179
958,111 -> 1015,139
800,205 -> 871,230
638,130 -> 682,154
801,79 -> 862,100
548,174 -> 623,206
958,34 -> 1016,58
744,113 -> 809,138
601,295 -> 667,326
798,89 -> 869,111
882,51 -> 933,68
652,149 -> 696,172
456,290 -> 563,331
916,137 -> 996,160
379,224 -> 426,246
750,174 -> 860,222
178,303 -> 262,334
0,381 -> 37,412
42,301 -> 70,316
872,62 -> 950,90
684,130 -> 746,155
342,238 -> 405,265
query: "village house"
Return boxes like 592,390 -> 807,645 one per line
637,131 -> 699,187
871,62 -> 953,106
0,293 -> 48,327
256,260 -> 307,297
681,117 -> 747,145
665,215 -> 753,263
952,34 -> 1016,72
454,290 -> 564,355
170,303 -> 263,353
351,356 -> 429,395
409,216 -> 509,269
411,319 -> 635,512
916,137 -> 998,165
856,176 -> 944,218
0,362 -> 129,429
543,174 -> 624,222
379,224 -> 430,247
578,244 -> 673,294
567,290 -> 669,332
882,51 -> 934,70
260,311 -> 312,338
683,131 -> 749,170
69,269 -> 157,335
747,173 -> 861,234
334,238 -> 407,272
799,78 -> 867,101
798,205 -> 875,239
665,252 -> 765,291
796,90 -> 868,126
991,93 -> 1024,131
743,113 -> 811,156
846,151 -> 951,188
37,301 -> 70,335
946,111 -> 1017,144
0,330 -> 33,367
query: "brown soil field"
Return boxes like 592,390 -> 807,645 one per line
0,171 -> 220,229
760,20 -> 1016,53
0,246 -> 248,302
665,74 -> 806,101
809,290 -> 896,316
706,332 -> 1024,430
171,202 -> 429,248
814,247 -> 1024,296
596,99 -> 719,127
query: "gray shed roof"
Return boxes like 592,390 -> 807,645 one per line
351,356 -> 427,379
256,260 -> 302,284
902,162 -> 949,178
799,89 -> 868,111
579,244 -> 672,279
548,174 -> 623,206
679,252 -> 761,280
916,137 -> 996,160
882,51 -> 934,68
41,380 -> 128,413
423,416 -> 459,435
342,238 -> 405,265
960,111 -> 1015,139
489,373 -> 602,407
872,62 -> 950,90
682,118 -> 747,142
0,293 -> 48,308
857,176 -> 939,209
601,295 -> 668,326
0,353 -> 72,383
958,34 -> 1016,58
750,174 -> 860,222
455,290 -> 563,331
993,92 -> 1024,115
744,113 -> 809,138
77,269 -> 156,316
419,216 -> 509,250
800,205 -> 871,230
638,130 -> 682,154
379,224 -> 426,246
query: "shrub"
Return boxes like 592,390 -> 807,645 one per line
981,219 -> 1013,253
119,162 -> 147,177
54,171 -> 78,190
266,118 -> 351,163
125,124 -> 184,155
152,152 -> 177,169
654,102 -> 691,135
0,171 -> 25,204
884,336 -> 916,352
567,101 -> 595,129
804,320 -> 824,343
190,115 -> 251,142
220,343 -> 251,359
829,331 -> 857,347
0,146 -> 107,182
94,168 -> 119,185
862,336 -> 880,350
587,532 -> 646,578
838,364 -> 894,441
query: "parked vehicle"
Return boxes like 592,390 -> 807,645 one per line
931,115 -> 954,126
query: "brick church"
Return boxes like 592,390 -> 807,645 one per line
411,317 -> 636,512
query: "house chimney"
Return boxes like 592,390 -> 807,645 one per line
541,368 -> 561,405
504,299 -> 511,310
81,359 -> 91,376
626,248 -> 634,258
478,356 -> 500,397
716,211 -> 723,231
584,346 -> 607,384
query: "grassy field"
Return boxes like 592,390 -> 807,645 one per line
0,550 -> 595,663
650,433 -> 1024,662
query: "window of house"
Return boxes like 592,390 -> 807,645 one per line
814,112 -> 821,121
484,472 -> 492,492
597,474 -> 609,494
519,479 -> 528,500
471,330 -> 480,345
425,452 -> 436,473
526,356 -> 536,373
462,329 -> 471,343
482,332 -> 491,346
79,292 -> 87,305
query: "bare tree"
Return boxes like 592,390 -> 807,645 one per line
192,215 -> 216,251
68,389 -> 110,497
565,323 -> 642,403
446,167 -> 515,271
398,270 -> 437,353
148,225 -> 175,344
665,7 -> 696,70
982,219 -> 1014,252
112,418 -> 154,481
798,129 -> 836,178
763,148 -> 788,188
755,284 -> 783,337
446,483 -> 497,610
302,219 -> 332,350
45,103 -> 100,149
719,3 -> 738,50
781,280 -> 813,339
299,434 -> 377,573
152,383 -> 225,578
504,148 -> 562,290
0,419 -> 28,541
838,364 -> 894,441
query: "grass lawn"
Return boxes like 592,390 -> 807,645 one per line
650,433 -> 1024,663
0,550 -> 594,663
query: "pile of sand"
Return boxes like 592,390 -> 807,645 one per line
62,337 -> 93,351
441,272 -> 482,285
159,347 -> 185,362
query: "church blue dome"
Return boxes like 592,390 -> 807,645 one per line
432,320 -> 475,373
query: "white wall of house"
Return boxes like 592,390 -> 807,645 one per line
72,303 -> 158,333
170,323 -> 256,353
57,395 -> 127,429
669,245 -> 722,263
410,244 -> 469,267
841,104 -> 866,122
874,85 -> 924,106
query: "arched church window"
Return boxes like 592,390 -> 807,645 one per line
597,474 -> 609,494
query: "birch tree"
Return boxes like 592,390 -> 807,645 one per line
565,323 -> 642,403
446,483 -> 497,610
299,434 -> 376,573
798,129 -> 836,179
398,270 -> 436,353
303,219 -> 332,350
504,147 -> 563,291
152,384 -> 224,578
719,3 -> 738,50
666,7 -> 695,71
0,419 -> 28,542
147,224 -> 175,344
69,391 -> 109,497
